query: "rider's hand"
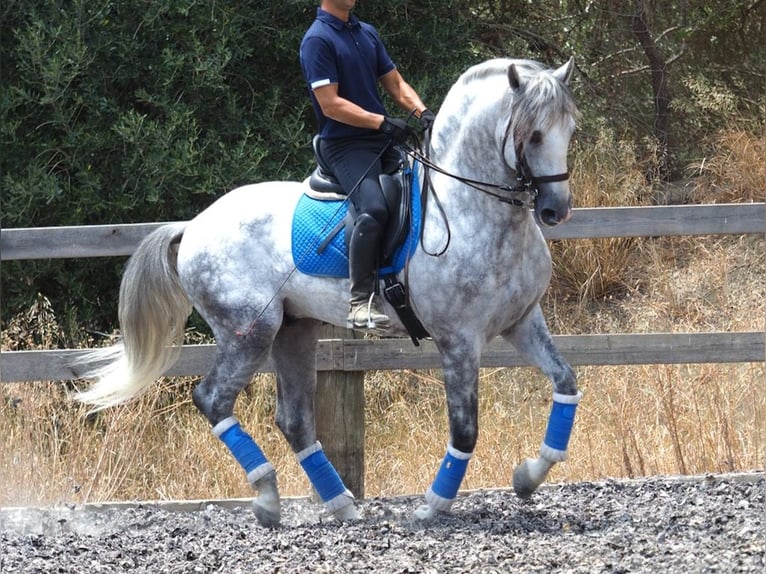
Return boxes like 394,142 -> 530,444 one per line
419,109 -> 436,133
379,117 -> 414,145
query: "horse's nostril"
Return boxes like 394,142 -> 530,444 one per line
540,209 -> 560,226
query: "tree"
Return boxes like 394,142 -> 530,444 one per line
0,0 -> 477,335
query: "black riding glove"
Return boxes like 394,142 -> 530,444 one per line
379,117 -> 414,145
419,109 -> 436,132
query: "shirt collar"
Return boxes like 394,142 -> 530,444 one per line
316,7 -> 360,30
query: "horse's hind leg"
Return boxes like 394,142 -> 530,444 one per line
502,304 -> 581,499
192,328 -> 281,527
271,317 -> 360,521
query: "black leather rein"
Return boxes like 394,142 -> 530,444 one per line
406,142 -> 568,209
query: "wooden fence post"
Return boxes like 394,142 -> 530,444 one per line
315,324 -> 366,498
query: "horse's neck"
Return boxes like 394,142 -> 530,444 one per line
420,142 -> 533,253
422,87 -> 534,246
431,84 -> 514,184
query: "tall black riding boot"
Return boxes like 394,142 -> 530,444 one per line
347,213 -> 390,329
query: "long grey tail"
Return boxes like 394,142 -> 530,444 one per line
74,222 -> 192,410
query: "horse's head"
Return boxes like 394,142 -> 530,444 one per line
506,59 -> 577,227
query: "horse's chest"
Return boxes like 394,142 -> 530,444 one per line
412,234 -> 550,324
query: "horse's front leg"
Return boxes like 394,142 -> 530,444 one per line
503,304 -> 581,498
414,335 -> 480,521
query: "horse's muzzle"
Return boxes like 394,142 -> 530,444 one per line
538,206 -> 572,226
535,193 -> 572,227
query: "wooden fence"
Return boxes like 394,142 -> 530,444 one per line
1,203 -> 764,496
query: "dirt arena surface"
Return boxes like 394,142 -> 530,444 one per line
1,473 -> 762,573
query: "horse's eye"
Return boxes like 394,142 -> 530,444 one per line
530,131 -> 543,145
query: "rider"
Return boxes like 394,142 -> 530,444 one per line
300,0 -> 436,330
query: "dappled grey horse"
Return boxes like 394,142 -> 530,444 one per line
76,58 -> 582,525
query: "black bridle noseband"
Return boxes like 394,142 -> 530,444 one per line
512,143 -> 570,203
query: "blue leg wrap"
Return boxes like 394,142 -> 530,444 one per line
298,443 -> 347,503
430,445 -> 472,501
543,392 -> 582,453
213,418 -> 271,481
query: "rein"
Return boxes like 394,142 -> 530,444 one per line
405,134 -> 569,211
403,116 -> 569,257
406,144 -> 536,208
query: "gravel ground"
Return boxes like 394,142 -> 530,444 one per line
1,473 -> 763,573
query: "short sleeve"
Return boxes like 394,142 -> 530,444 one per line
300,36 -> 338,90
364,24 -> 396,78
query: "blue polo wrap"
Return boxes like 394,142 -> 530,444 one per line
215,419 -> 269,475
298,443 -> 347,503
543,392 -> 582,452
431,445 -> 472,501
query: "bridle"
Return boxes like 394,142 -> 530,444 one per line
401,115 -> 569,257
404,114 -> 570,210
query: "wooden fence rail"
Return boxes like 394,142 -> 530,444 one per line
1,203 -> 764,497
2,332 -> 764,384
2,203 -> 764,261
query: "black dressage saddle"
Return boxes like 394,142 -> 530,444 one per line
308,135 -> 411,267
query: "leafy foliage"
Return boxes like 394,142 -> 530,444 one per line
1,0 -> 763,337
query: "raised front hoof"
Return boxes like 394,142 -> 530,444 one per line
512,458 -> 545,500
252,497 -> 281,528
413,503 -> 439,522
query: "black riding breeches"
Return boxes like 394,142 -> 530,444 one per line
319,134 -> 400,228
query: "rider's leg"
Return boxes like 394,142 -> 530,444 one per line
320,136 -> 392,329
347,212 -> 389,328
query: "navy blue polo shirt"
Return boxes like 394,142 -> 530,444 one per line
300,8 -> 396,139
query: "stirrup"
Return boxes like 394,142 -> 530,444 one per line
347,294 -> 390,330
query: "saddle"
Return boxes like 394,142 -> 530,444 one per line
291,136 -> 429,344
306,135 -> 411,266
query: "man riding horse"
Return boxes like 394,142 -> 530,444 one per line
299,0 -> 435,330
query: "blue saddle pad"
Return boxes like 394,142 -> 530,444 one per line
292,163 -> 421,278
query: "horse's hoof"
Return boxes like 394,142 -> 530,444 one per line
332,503 -> 362,522
252,497 -> 281,527
413,503 -> 438,522
513,458 -> 546,499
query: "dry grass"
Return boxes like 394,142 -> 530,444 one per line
1,127 -> 764,507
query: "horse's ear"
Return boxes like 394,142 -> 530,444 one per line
553,57 -> 575,86
508,63 -> 523,91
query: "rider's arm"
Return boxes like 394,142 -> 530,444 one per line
312,84 -> 386,130
379,69 -> 427,118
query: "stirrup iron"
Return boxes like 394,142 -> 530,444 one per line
347,294 -> 389,330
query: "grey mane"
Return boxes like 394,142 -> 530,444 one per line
459,58 -> 577,141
